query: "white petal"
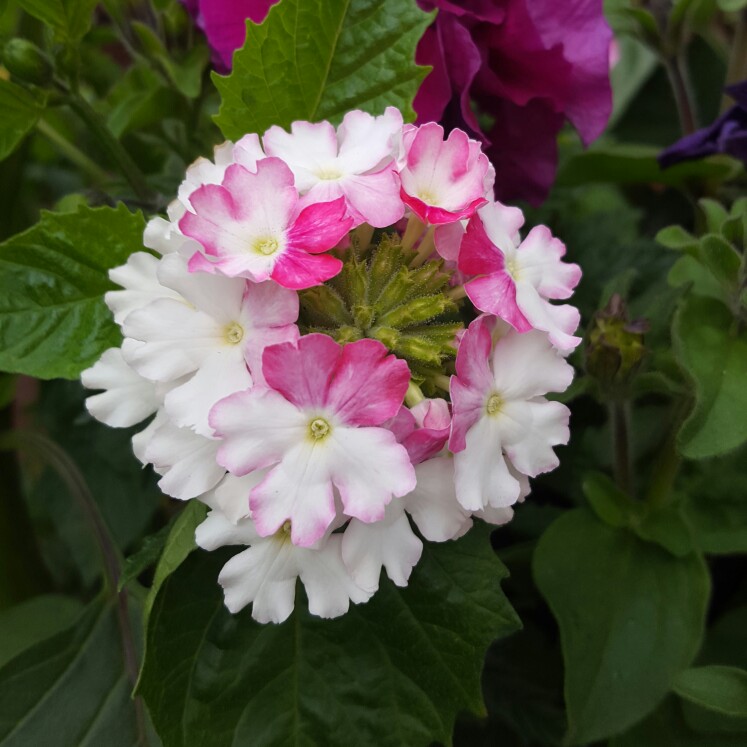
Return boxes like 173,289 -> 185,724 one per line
82,348 -> 160,427
341,501 -> 422,592
406,455 -> 472,542
144,420 -> 224,499
299,535 -> 372,617
131,409 -> 168,465
203,472 -> 265,524
163,347 -> 252,437
106,252 -> 181,325
328,427 -> 416,524
453,416 -> 521,511
195,510 -> 259,550
218,540 -> 298,622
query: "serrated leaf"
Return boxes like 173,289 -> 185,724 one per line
0,596 -> 146,746
533,508 -> 709,745
213,0 -> 433,140
139,523 -> 520,747
673,297 -> 747,458
0,205 -> 145,379
0,79 -> 46,161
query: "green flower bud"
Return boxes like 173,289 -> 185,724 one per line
585,294 -> 648,393
2,39 -> 53,87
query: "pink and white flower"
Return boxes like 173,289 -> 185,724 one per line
460,202 -> 582,352
210,335 -> 416,547
399,123 -> 492,225
263,108 -> 405,228
449,316 -> 574,511
179,158 -> 353,289
121,253 -> 298,435
196,510 -> 371,623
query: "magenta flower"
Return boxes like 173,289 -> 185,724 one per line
182,0 -> 279,72
414,0 -> 613,205
179,158 -> 353,289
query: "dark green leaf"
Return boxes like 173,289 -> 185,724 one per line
673,296 -> 747,458
139,523 -> 520,747
119,519 -> 176,592
0,596 -> 145,746
656,224 -> 699,252
213,0 -> 433,139
15,0 -> 98,40
0,205 -> 144,379
582,471 -> 639,528
0,79 -> 46,161
607,36 -> 658,128
533,508 -> 709,744
699,198 -> 729,234
674,666 -> 747,719
610,696 -> 747,747
669,255 -> 725,299
697,234 -> 742,292
0,594 -> 82,669
556,146 -> 739,189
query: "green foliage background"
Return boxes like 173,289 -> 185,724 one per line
0,0 -> 746,745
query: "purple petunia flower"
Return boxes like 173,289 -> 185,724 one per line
414,0 -> 613,205
659,81 -> 747,168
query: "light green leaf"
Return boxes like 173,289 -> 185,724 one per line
139,523 -> 520,747
699,198 -> 729,234
673,296 -> 747,458
674,666 -> 747,719
213,0 -> 434,140
0,594 -> 83,669
0,205 -> 145,379
0,79 -> 46,161
717,0 -> 747,11
668,255 -> 725,299
608,36 -> 658,128
698,234 -> 742,292
15,0 -> 98,40
656,224 -> 699,252
0,597 -> 147,746
533,508 -> 709,745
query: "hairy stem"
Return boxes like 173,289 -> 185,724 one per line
664,55 -> 697,136
36,118 -> 110,187
609,400 -> 633,496
67,93 -> 155,204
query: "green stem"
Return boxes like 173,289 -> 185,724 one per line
405,381 -> 425,407
723,10 -> 747,112
36,118 -> 110,187
67,93 -> 155,204
4,430 -> 149,746
664,54 -> 696,135
609,400 -> 633,496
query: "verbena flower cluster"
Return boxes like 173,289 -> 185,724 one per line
82,108 -> 581,624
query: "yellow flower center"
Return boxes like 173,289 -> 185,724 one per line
223,322 -> 244,345
308,417 -> 332,441
486,393 -> 504,417
254,236 -> 279,256
316,167 -> 342,181
418,188 -> 438,205
505,256 -> 521,281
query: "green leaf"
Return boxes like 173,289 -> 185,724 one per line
213,0 -> 434,140
0,596 -> 146,746
656,224 -> 699,252
697,234 -> 742,292
717,0 -> 747,10
582,471 -> 639,528
669,255 -> 725,299
699,198 -> 729,234
142,499 -> 207,627
15,0 -> 98,40
673,296 -> 747,458
0,205 -> 144,379
556,146 -> 740,189
139,523 -> 520,746
680,450 -> 747,554
119,519 -> 176,591
0,79 -> 46,161
674,666 -> 747,719
533,508 -> 710,745
0,594 -> 83,669
611,696 -> 747,747
608,36 -> 658,129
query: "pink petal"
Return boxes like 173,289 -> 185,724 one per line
270,248 -> 343,290
287,196 -> 353,253
327,338 -> 411,426
342,168 -> 404,228
465,274 -> 532,333
458,212 -> 505,275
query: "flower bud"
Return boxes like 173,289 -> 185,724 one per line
2,39 -> 53,87
585,294 -> 649,392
